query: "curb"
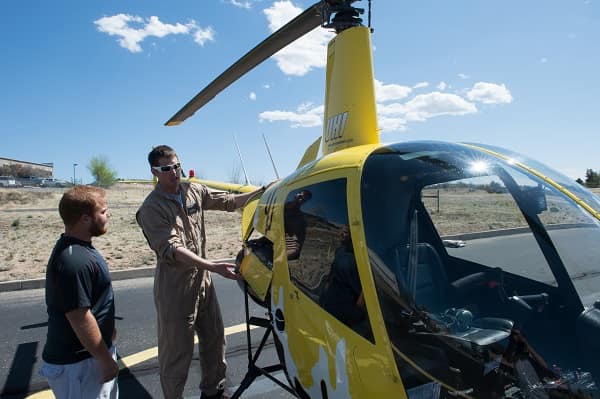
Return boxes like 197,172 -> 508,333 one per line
0,266 -> 156,293
0,258 -> 236,293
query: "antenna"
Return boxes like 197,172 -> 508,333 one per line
262,133 -> 280,179
233,135 -> 251,186
407,209 -> 419,301
368,0 -> 373,31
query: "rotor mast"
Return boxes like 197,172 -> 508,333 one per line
321,2 -> 379,155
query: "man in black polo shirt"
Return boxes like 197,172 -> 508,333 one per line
39,186 -> 118,399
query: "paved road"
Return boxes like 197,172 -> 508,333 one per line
0,276 -> 295,399
2,226 -> 598,398
447,226 -> 600,303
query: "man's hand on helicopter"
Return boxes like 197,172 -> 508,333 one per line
252,179 -> 280,197
174,246 -> 241,280
209,261 -> 241,280
239,179 -> 281,207
264,179 -> 280,190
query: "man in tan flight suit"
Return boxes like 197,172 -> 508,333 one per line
136,145 -> 265,399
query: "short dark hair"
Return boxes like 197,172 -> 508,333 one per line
59,186 -> 106,227
148,145 -> 177,167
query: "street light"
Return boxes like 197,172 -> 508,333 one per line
73,163 -> 78,185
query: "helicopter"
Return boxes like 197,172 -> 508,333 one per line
165,1 -> 600,398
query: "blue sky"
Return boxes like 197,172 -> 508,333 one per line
1,0 -> 598,184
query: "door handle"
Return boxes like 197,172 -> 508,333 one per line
275,308 -> 285,332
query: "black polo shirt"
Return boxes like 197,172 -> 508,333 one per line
42,234 -> 115,364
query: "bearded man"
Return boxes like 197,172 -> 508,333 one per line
39,186 -> 119,399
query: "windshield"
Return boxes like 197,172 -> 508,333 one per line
361,141 -> 600,398
466,142 -> 600,216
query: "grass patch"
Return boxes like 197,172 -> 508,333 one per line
0,190 -> 54,207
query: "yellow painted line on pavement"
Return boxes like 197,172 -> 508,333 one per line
26,322 -> 259,399
120,322 -> 257,368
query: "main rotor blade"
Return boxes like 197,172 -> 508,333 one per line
166,0 -> 326,126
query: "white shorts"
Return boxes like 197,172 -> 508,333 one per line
39,345 -> 119,399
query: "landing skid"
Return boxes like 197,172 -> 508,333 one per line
231,283 -> 297,399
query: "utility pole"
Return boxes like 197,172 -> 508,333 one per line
73,163 -> 78,185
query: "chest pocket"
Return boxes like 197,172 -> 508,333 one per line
184,200 -> 202,253
187,201 -> 201,224
186,200 -> 204,250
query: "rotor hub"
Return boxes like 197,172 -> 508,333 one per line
322,0 -> 365,33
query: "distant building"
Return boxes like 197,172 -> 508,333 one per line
0,157 -> 53,178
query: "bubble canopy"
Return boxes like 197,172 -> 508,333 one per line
359,141 -> 600,397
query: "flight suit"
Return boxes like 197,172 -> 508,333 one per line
136,182 -> 236,398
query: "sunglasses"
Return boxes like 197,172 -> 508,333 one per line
152,162 -> 181,173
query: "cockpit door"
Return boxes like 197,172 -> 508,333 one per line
271,170 -> 403,398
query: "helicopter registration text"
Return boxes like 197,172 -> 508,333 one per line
324,111 -> 348,143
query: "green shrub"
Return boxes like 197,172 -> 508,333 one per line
88,156 -> 118,188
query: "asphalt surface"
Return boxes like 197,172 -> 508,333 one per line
2,226 -> 598,398
0,271 -> 295,399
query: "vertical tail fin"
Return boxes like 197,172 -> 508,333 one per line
297,137 -> 322,169
322,26 -> 378,155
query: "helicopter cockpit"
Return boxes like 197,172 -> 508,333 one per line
361,141 -> 600,398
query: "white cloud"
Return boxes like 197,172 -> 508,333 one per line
458,73 -> 470,80
375,79 -> 412,102
263,84 -> 271,89
257,78 -> 513,132
467,82 -> 513,104
249,92 -> 257,100
403,92 -> 477,121
94,14 -> 212,53
194,26 -> 215,46
260,89 -> 478,131
263,1 -> 334,76
227,0 -> 252,9
437,81 -> 448,91
413,81 -> 429,89
259,103 -> 323,127
539,57 -> 548,64
378,92 -> 477,125
378,115 -> 407,132
296,102 -> 316,113
144,16 -> 190,37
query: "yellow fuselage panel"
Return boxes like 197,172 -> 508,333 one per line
323,26 -> 379,155
312,144 -> 379,172
239,251 -> 272,301
253,145 -> 378,241
260,153 -> 406,398
292,144 -> 380,185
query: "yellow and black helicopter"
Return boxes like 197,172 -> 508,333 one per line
166,1 -> 600,398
